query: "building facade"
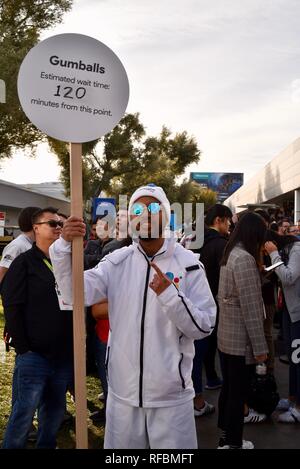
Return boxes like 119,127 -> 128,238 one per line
224,137 -> 300,223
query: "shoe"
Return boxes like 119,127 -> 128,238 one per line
194,401 -> 215,417
277,407 -> 300,423
98,392 -> 105,401
244,408 -> 266,423
279,354 -> 289,365
205,378 -> 223,390
276,398 -> 294,411
90,408 -> 106,423
218,440 -> 254,449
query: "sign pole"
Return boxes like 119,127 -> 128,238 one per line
18,34 -> 129,448
70,142 -> 88,449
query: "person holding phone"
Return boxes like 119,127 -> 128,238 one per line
265,230 -> 300,423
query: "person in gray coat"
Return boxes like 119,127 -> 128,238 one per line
265,231 -> 300,423
217,212 -> 268,449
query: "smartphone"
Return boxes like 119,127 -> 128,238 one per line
264,261 -> 284,272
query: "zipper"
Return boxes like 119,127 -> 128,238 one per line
137,246 -> 167,408
105,346 -> 110,381
178,353 -> 186,389
139,262 -> 151,407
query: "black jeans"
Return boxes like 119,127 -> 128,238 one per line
218,352 -> 248,447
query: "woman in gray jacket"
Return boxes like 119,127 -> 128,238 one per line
217,212 -> 268,449
265,231 -> 300,423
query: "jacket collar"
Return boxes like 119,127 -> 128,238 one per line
135,237 -> 177,261
32,242 -> 51,260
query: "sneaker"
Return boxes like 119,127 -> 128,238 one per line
276,398 -> 294,412
205,378 -> 223,390
194,401 -> 215,417
218,440 -> 254,449
244,408 -> 266,423
277,407 -> 300,423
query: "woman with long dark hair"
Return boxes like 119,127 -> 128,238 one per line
217,212 -> 268,449
265,230 -> 300,422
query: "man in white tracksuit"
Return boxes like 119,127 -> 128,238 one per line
49,184 -> 216,449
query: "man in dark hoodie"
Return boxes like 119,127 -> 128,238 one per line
194,204 -> 232,391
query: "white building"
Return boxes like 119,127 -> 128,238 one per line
0,179 -> 70,231
224,137 -> 300,223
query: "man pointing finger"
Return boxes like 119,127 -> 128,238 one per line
149,262 -> 172,295
50,184 -> 216,449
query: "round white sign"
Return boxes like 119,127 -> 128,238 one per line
17,33 -> 129,143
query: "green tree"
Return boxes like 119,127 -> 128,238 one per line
171,180 -> 217,226
49,113 -> 204,206
190,185 -> 217,210
0,0 -> 73,158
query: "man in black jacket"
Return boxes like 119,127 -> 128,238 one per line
84,214 -> 114,270
1,207 -> 73,449
193,204 -> 232,395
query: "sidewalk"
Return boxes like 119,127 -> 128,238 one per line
195,357 -> 300,449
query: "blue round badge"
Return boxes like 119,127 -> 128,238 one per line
165,272 -> 174,281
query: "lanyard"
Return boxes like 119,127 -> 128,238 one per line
43,258 -> 53,273
43,258 -> 69,310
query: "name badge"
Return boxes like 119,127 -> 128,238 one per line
55,282 -> 72,310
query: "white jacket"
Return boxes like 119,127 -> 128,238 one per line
50,237 -> 216,408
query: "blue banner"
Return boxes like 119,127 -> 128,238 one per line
92,197 -> 116,222
190,172 -> 243,202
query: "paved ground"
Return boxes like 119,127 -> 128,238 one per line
195,331 -> 300,449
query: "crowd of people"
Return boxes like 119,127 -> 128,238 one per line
0,184 -> 300,449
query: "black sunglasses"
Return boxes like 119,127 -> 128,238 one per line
35,220 -> 64,228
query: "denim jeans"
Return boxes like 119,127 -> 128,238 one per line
2,351 -> 73,449
94,335 -> 108,402
282,311 -> 300,405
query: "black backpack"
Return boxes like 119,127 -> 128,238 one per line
248,372 -> 280,416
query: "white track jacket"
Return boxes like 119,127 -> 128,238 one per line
50,237 -> 216,408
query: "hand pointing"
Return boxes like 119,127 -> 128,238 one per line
149,262 -> 172,296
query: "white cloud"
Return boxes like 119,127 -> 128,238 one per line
291,79 -> 300,104
2,0 -> 300,186
0,144 -> 60,184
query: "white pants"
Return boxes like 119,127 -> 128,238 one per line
104,395 -> 198,449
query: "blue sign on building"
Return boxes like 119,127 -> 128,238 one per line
190,172 -> 244,202
92,197 -> 116,222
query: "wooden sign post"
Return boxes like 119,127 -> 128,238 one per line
70,142 -> 87,448
17,33 -> 129,449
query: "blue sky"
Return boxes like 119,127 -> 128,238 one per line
1,0 -> 300,184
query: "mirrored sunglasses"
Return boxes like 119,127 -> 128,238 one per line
131,202 -> 161,216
